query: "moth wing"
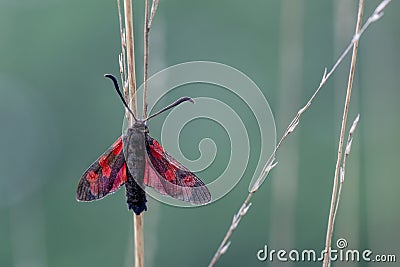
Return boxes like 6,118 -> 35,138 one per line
145,135 -> 211,204
144,158 -> 167,195
76,136 -> 127,201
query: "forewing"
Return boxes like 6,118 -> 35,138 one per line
76,136 -> 127,201
145,135 -> 211,204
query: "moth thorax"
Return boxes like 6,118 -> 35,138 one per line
132,121 -> 148,133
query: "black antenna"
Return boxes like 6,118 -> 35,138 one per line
145,96 -> 194,121
104,74 -> 137,121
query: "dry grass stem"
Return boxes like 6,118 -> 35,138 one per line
322,0 -> 365,265
123,0 -> 137,124
143,0 -> 159,118
148,0 -> 160,29
117,0 -> 127,98
118,1 -> 143,266
133,215 -> 144,267
208,1 -> 391,266
117,0 -> 161,265
143,0 -> 150,117
332,114 -> 360,224
133,213 -> 144,267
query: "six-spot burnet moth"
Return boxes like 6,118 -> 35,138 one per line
76,74 -> 211,214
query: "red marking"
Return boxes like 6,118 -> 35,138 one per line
99,155 -> 111,178
150,140 -> 164,159
99,155 -> 107,166
168,160 -> 179,171
111,163 -> 127,192
164,169 -> 176,183
143,135 -> 211,204
182,175 -> 195,187
112,137 -> 123,156
86,170 -> 98,182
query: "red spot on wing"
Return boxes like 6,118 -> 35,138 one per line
86,170 -> 98,182
110,163 -> 128,192
150,139 -> 164,159
85,170 -> 100,196
103,166 -> 111,178
112,137 -> 123,156
164,169 -> 176,183
99,155 -> 111,178
182,175 -> 196,187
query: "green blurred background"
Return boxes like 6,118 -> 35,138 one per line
1,0 -> 399,266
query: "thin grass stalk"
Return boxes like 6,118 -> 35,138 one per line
117,0 -> 128,101
322,0 -> 364,266
332,114 -> 360,224
133,213 -> 144,267
123,0 -> 137,125
143,0 -> 150,118
121,0 -> 143,266
322,2 -> 364,265
148,0 -> 159,29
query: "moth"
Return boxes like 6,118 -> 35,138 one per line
76,74 -> 211,215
